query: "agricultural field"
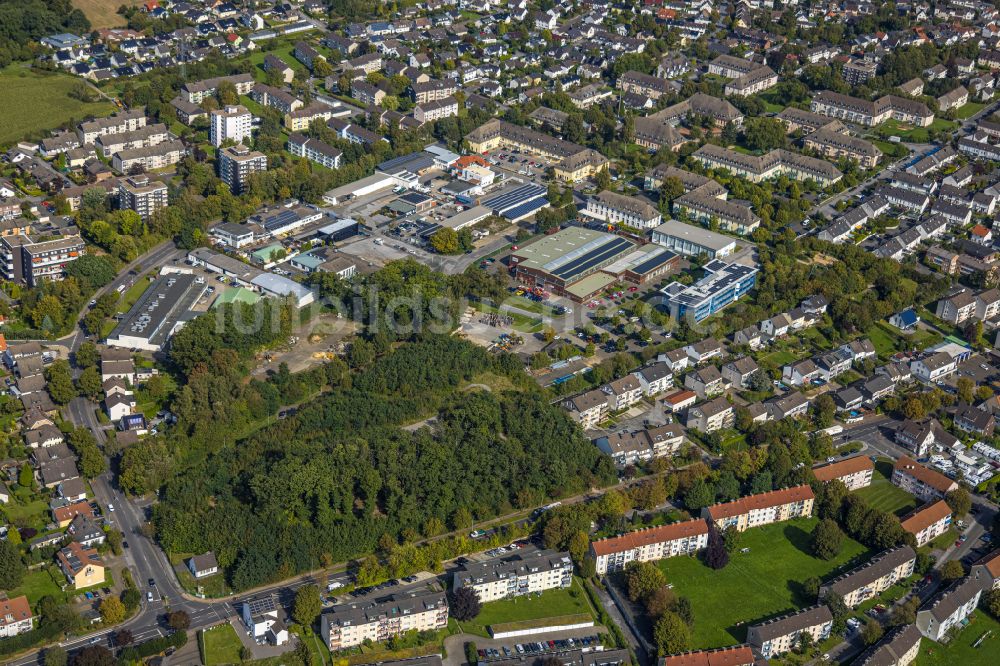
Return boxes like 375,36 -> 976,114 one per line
659,518 -> 871,649
0,66 -> 115,147
72,0 -> 138,30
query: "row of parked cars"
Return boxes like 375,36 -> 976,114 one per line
478,635 -> 603,661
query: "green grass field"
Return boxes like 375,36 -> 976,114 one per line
202,623 -> 244,666
955,102 -> 986,120
917,611 -> 1000,666
856,460 -> 919,517
10,567 -> 67,605
873,118 -> 959,143
659,518 -> 871,649
0,66 -> 115,147
458,578 -> 594,637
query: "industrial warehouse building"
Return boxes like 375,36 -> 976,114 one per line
105,273 -> 207,352
509,228 -> 635,302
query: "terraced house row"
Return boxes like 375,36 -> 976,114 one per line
692,144 -> 843,186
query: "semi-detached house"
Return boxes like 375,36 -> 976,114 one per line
589,518 -> 710,575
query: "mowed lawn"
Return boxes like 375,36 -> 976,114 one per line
659,518 -> 871,649
0,66 -> 115,147
856,460 -> 919,517
459,578 -> 594,637
201,623 -> 244,666
917,611 -> 1000,666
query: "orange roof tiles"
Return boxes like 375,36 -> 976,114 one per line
900,500 -> 952,535
591,519 -> 709,557
893,456 -> 957,494
706,485 -> 814,521
660,645 -> 756,666
0,595 -> 31,628
812,455 -> 874,483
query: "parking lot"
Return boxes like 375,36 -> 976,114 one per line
477,634 -> 606,663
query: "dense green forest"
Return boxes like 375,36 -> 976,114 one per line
0,0 -> 90,67
152,334 -> 616,590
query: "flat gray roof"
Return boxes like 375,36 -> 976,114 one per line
107,273 -> 206,348
652,219 -> 738,252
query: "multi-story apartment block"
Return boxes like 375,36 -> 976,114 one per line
585,191 -> 662,230
892,456 -> 958,501
811,456 -> 874,491
111,140 -> 186,173
320,590 -> 448,651
819,546 -> 916,608
562,389 -> 609,430
856,625 -> 922,666
0,595 -> 33,638
94,123 -> 169,158
617,70 -> 673,100
287,134 -> 343,170
218,145 -> 268,195
673,190 -> 761,236
590,519 -> 709,575
593,425 -> 685,467
971,549 -> 1000,590
118,176 -> 168,220
708,55 -> 779,96
660,646 -> 756,666
842,60 -> 878,86
250,84 -> 304,115
410,79 -> 457,104
77,108 -> 147,145
909,352 -> 957,383
414,96 -> 459,124
747,605 -> 833,659
692,144 -> 843,186
803,127 -> 881,169
453,551 -> 573,602
702,485 -> 814,532
685,396 -> 735,433
916,576 -> 984,641
810,91 -> 934,127
900,500 -> 952,547
633,362 -> 673,397
181,73 -> 255,104
603,375 -> 644,411
936,288 -> 977,325
210,105 -> 253,148
284,103 -> 334,132
21,235 -> 85,287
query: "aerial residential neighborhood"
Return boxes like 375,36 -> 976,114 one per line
2,0 -> 1000,665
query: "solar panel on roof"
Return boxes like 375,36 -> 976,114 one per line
484,184 -> 546,213
263,209 -> 300,232
500,197 -> 548,221
630,249 -> 677,275
552,237 -> 634,281
418,222 -> 442,238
